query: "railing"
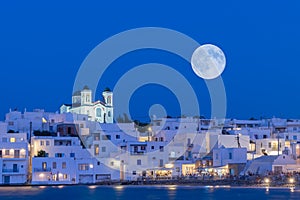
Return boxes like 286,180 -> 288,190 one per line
33,168 -> 51,172
0,155 -> 26,159
130,151 -> 145,155
2,168 -> 19,173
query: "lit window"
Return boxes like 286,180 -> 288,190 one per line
95,145 -> 99,156
63,174 -> 68,179
10,138 -> 16,143
78,164 -> 89,171
42,162 -> 47,170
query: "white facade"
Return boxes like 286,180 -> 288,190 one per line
31,135 -> 119,184
0,129 -> 28,184
255,138 -> 285,156
62,86 -> 114,123
213,147 -> 247,167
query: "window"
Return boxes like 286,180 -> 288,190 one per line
2,138 -> 7,143
108,111 -> 111,117
263,135 -> 267,139
160,137 -> 164,142
14,150 -> 20,158
40,141 -> 45,146
141,146 -> 146,150
159,159 -> 164,167
159,146 -> 164,152
8,121 -> 14,126
46,141 -> 50,146
53,162 -> 57,169
132,171 -> 137,175
78,164 -> 89,171
97,162 -> 100,166
151,146 -> 154,150
254,135 -> 258,139
107,96 -> 112,104
0,150 -> 2,158
229,153 -> 232,159
10,138 -> 16,143
110,162 -> 114,166
55,153 -> 64,158
137,159 -> 142,165
63,174 -> 68,179
102,135 -> 111,140
95,145 -> 99,156
101,147 -> 106,152
293,135 -> 297,140
70,153 -> 75,158
268,142 -> 271,148
5,150 -> 9,156
215,153 -> 219,160
42,162 -> 47,170
96,108 -> 101,118
116,135 -> 120,139
62,162 -> 66,169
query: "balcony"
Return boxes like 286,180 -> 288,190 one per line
33,168 -> 51,172
2,168 -> 19,173
130,151 -> 146,156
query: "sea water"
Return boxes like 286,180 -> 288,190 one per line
0,185 -> 299,200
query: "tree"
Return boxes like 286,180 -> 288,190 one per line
37,150 -> 47,157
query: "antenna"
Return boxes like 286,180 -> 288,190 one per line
236,134 -> 241,148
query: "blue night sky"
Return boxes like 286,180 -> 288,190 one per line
0,1 -> 300,121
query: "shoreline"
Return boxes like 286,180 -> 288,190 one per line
0,180 -> 299,189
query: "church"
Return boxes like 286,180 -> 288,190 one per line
60,86 -> 113,123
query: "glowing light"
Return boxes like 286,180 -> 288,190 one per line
89,164 -> 94,169
289,178 -> 295,184
168,185 -> 177,191
39,173 -> 45,178
264,178 -> 270,184
165,164 -> 174,169
115,186 -> 124,190
42,118 -> 47,123
89,185 -> 97,189
58,185 -> 64,189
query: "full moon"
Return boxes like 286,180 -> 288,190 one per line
191,44 -> 226,80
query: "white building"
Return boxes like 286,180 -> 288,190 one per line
213,147 -> 247,167
61,86 -> 113,123
0,123 -> 28,184
255,138 -> 285,156
31,135 -> 119,184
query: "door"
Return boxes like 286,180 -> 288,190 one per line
13,164 -> 18,172
4,176 -> 10,184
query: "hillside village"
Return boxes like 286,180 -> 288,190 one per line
1,86 -> 300,185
